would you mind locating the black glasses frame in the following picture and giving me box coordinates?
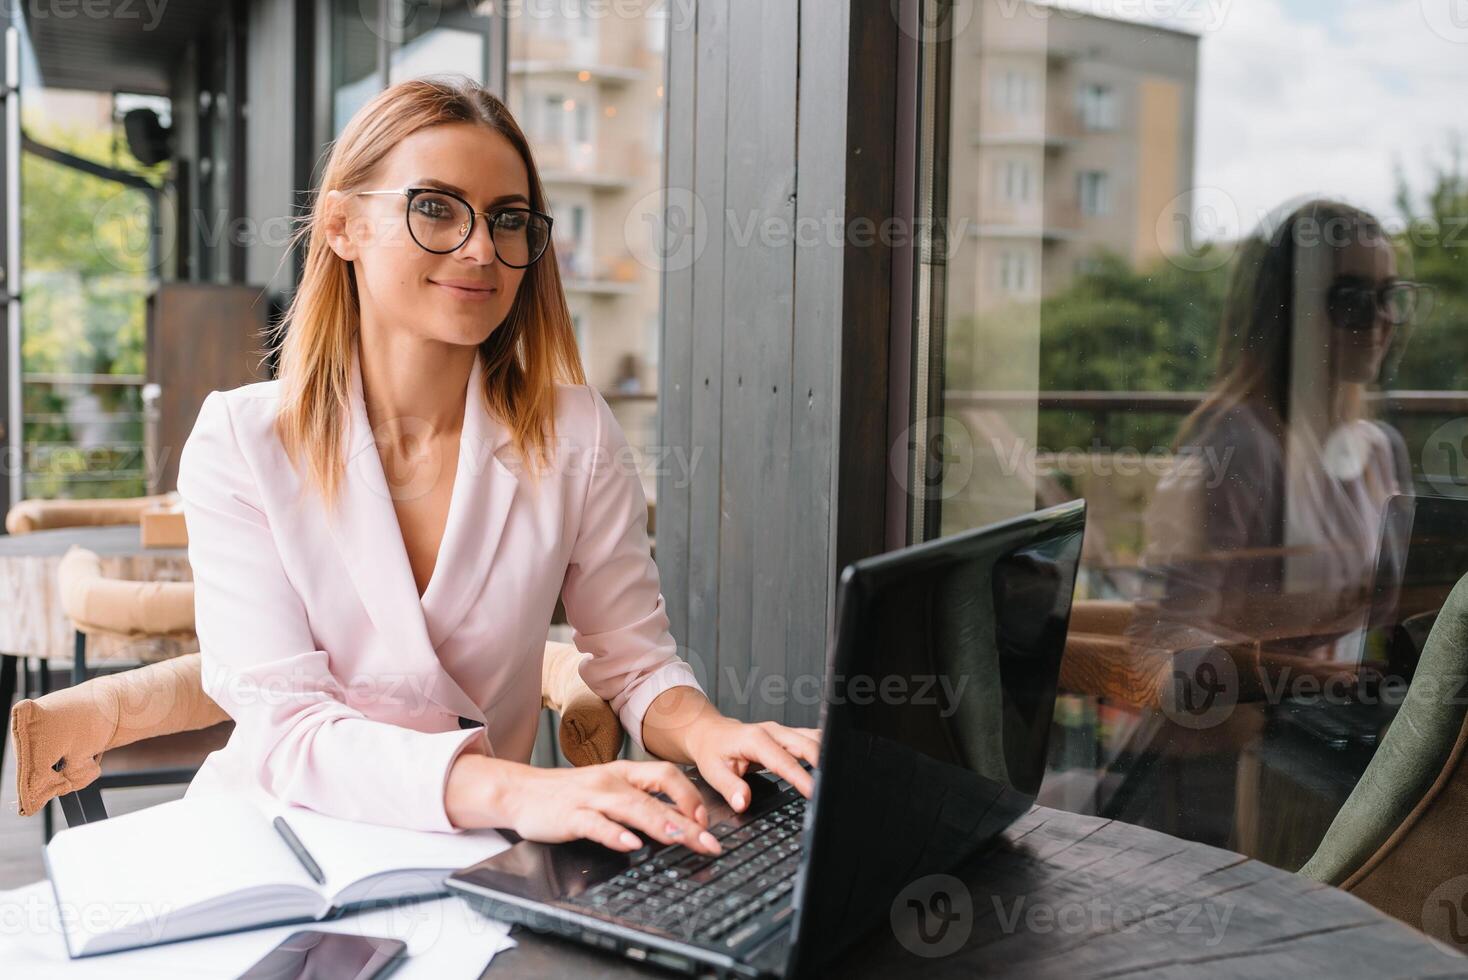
[355,186,554,268]
[1326,278,1433,330]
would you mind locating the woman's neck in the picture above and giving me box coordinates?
[357,328,477,441]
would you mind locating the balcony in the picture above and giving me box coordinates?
[560,252,644,297]
[533,139,647,190]
[511,33,647,86]
[969,200,1081,241]
[972,107,1087,151]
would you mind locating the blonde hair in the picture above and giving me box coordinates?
[266,75,586,512]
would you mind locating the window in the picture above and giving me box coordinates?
[1077,82,1118,131]
[998,159,1034,204]
[992,68,1037,115]
[911,2,1467,877]
[1077,170,1110,216]
[998,248,1033,294]
[329,1,495,138]
[573,99,591,143]
[542,93,566,140]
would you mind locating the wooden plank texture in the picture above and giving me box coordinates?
[482,805,1467,978]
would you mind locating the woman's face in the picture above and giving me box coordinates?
[326,122,533,348]
[1329,237,1398,385]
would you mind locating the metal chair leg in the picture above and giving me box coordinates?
[72,630,88,687]
[0,653,16,780]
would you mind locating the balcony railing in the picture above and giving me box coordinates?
[18,376,664,502]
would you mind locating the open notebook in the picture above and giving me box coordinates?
[43,792,511,958]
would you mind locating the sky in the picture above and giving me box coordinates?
[1044,0,1468,240]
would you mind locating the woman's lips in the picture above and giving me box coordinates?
[431,280,499,301]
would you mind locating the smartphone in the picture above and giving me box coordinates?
[235,930,408,980]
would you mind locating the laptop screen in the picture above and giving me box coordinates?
[790,500,1086,972]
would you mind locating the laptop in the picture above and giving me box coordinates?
[447,500,1087,977]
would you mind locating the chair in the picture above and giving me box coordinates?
[10,642,623,827]
[1,496,177,774]
[1298,569,1468,950]
[0,546,198,841]
[4,492,177,535]
[58,544,197,687]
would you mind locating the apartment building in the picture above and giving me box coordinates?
[950,2,1199,315]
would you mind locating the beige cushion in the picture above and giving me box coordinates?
[11,654,226,816]
[542,640,624,766]
[5,493,177,535]
[58,546,196,638]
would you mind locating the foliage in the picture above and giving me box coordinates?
[20,116,165,498]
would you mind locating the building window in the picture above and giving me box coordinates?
[542,94,565,140]
[998,159,1034,204]
[991,68,1038,115]
[1077,82,1118,131]
[1077,170,1110,216]
[573,98,591,143]
[998,248,1032,294]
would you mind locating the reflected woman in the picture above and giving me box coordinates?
[1128,199,1424,661]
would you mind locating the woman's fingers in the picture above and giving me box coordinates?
[768,725,822,772]
[747,728,816,798]
[617,760,706,826]
[700,756,757,813]
[598,788,721,855]
[573,809,644,852]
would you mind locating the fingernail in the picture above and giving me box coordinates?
[699,831,721,853]
[620,831,640,849]
[733,791,747,811]
[665,823,684,838]
[695,804,708,826]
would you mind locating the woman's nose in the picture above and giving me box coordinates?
[457,215,500,266]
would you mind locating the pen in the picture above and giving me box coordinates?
[273,815,327,885]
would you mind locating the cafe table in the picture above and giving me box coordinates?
[479,805,1467,978]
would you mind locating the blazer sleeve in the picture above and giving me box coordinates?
[177,391,485,833]
[560,387,705,751]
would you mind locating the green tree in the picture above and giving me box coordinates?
[20,114,166,498]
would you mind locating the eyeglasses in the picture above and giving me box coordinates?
[354,186,554,268]
[1326,278,1433,330]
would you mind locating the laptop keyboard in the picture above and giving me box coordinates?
[569,791,806,947]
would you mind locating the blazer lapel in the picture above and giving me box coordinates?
[324,344,495,725]
[419,351,520,652]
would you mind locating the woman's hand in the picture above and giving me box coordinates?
[641,686,823,813]
[444,754,724,855]
[685,717,822,812]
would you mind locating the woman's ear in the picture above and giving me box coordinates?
[320,189,360,262]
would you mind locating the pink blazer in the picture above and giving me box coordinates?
[176,344,702,832]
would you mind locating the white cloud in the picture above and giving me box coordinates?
[1040,0,1468,239]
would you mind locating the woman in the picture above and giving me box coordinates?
[1128,199,1421,659]
[176,76,819,856]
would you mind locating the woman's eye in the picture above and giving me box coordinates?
[497,212,527,231]
[412,199,452,220]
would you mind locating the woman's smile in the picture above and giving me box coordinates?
[430,277,500,301]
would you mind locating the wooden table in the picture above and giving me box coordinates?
[0,525,194,665]
[477,805,1465,978]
